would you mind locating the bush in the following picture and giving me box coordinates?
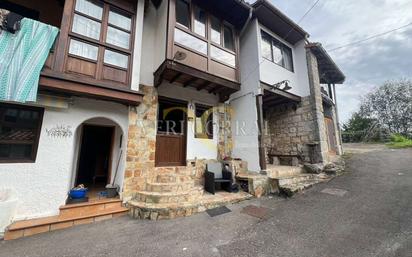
[387,134,412,148]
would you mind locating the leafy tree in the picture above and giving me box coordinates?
[360,79,412,135]
[342,112,376,142]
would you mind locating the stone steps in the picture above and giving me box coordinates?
[146,181,194,192]
[266,165,304,178]
[134,186,204,204]
[276,174,332,197]
[128,191,253,220]
[4,198,127,241]
[155,174,193,183]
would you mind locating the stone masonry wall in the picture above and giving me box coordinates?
[217,103,233,160]
[263,97,317,163]
[123,86,158,200]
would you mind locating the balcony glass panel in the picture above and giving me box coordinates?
[75,0,103,20]
[109,10,131,31]
[193,6,206,37]
[69,39,98,60]
[106,26,130,49]
[211,46,235,67]
[211,16,221,44]
[174,28,207,55]
[104,50,129,68]
[72,14,101,40]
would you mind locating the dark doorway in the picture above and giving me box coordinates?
[76,125,114,188]
[155,97,187,167]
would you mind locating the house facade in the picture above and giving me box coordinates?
[1,0,345,237]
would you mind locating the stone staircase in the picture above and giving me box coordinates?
[4,198,128,241]
[266,165,332,197]
[128,166,252,220]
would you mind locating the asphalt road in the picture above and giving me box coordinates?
[1,145,412,257]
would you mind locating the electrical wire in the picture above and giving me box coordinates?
[328,21,412,52]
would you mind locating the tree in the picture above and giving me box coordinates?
[342,112,376,142]
[360,79,412,135]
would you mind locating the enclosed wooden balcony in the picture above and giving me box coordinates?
[153,0,250,101]
[3,0,142,105]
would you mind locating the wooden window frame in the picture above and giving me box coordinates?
[261,30,294,72]
[194,103,214,139]
[173,0,238,68]
[0,103,44,163]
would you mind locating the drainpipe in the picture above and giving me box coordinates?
[240,5,253,37]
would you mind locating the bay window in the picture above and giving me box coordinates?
[174,0,237,67]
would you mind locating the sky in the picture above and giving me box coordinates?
[249,0,412,123]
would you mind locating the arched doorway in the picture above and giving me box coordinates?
[74,118,124,195]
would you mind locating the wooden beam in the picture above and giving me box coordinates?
[182,78,197,88]
[260,81,301,102]
[197,81,211,91]
[169,72,182,84]
[154,61,167,87]
[166,60,240,91]
[39,76,143,105]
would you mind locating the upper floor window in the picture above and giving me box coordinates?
[0,104,44,163]
[70,0,133,69]
[261,30,294,72]
[174,0,236,67]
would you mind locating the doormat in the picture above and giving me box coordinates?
[321,188,348,197]
[241,205,269,219]
[206,206,232,217]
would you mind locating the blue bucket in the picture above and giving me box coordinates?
[69,188,88,199]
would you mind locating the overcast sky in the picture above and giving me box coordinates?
[249,0,412,123]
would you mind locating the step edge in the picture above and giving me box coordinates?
[7,208,128,231]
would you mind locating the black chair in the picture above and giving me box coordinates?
[204,162,232,194]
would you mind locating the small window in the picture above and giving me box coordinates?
[72,14,101,40]
[176,0,190,28]
[0,104,44,163]
[104,50,129,69]
[195,104,213,139]
[223,25,234,51]
[211,16,221,44]
[261,30,294,72]
[75,0,103,20]
[193,6,206,37]
[69,39,99,60]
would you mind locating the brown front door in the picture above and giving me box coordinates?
[155,98,187,167]
[324,117,337,154]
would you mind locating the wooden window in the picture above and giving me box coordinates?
[193,6,206,37]
[210,16,221,44]
[0,103,44,163]
[68,0,134,71]
[261,30,294,72]
[195,104,213,139]
[223,25,234,51]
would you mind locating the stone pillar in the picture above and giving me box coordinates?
[217,103,233,160]
[306,50,329,163]
[123,86,158,200]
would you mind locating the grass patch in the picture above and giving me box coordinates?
[387,134,412,148]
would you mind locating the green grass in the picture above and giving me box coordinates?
[387,134,412,148]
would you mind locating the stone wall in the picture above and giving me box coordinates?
[263,97,317,164]
[217,104,233,160]
[123,86,158,200]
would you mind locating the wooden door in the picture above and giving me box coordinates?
[155,98,187,167]
[324,117,337,154]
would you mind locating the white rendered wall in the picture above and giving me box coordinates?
[231,19,262,172]
[0,97,128,220]
[258,24,310,97]
[139,0,168,87]
[131,0,146,91]
[158,83,219,160]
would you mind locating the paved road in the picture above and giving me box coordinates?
[1,145,412,257]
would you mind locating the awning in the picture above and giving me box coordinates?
[306,43,346,84]
[261,81,301,110]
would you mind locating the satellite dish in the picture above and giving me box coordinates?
[173,51,187,61]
